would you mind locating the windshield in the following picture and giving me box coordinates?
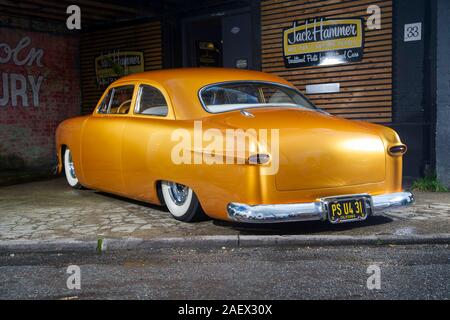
[199,81,317,113]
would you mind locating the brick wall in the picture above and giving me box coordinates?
[436,0,450,186]
[0,27,80,171]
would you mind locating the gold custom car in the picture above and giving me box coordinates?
[56,68,414,224]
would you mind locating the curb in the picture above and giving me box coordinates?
[237,234,450,246]
[0,234,449,253]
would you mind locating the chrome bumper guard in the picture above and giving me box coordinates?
[227,192,414,223]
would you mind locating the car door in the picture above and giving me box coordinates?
[81,83,137,194]
[122,82,175,203]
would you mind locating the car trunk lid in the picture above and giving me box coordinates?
[213,108,386,191]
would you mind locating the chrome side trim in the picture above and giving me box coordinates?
[227,192,414,223]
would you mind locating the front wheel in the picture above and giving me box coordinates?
[160,181,205,222]
[63,148,82,189]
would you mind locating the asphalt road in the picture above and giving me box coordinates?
[1,244,449,300]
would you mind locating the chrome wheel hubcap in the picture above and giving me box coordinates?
[168,182,189,205]
[67,152,76,179]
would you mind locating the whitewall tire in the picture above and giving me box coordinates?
[64,148,82,189]
[161,181,205,222]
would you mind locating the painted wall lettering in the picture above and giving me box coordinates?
[0,36,43,66]
[0,28,80,170]
[0,73,44,107]
[0,36,45,108]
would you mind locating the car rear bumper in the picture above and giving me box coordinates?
[227,192,414,223]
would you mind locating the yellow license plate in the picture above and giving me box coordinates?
[327,198,368,224]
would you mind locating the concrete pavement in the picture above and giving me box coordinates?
[0,178,449,250]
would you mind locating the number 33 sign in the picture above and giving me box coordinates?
[404,22,422,42]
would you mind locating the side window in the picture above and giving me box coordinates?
[109,85,135,114]
[98,89,112,114]
[98,85,135,114]
[135,85,168,116]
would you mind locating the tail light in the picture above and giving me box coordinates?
[389,145,407,156]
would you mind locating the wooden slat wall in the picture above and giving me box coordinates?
[80,20,162,114]
[261,0,393,123]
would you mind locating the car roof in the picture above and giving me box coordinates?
[113,68,293,120]
[117,67,289,86]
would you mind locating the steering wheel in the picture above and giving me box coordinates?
[117,99,131,114]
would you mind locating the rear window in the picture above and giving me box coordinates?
[200,81,316,113]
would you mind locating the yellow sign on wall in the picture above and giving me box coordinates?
[283,18,364,68]
[95,51,144,88]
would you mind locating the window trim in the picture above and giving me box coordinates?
[133,84,169,117]
[197,80,319,114]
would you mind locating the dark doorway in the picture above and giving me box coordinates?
[182,10,255,69]
[183,17,223,67]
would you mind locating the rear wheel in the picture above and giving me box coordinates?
[160,181,205,222]
[64,148,82,189]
